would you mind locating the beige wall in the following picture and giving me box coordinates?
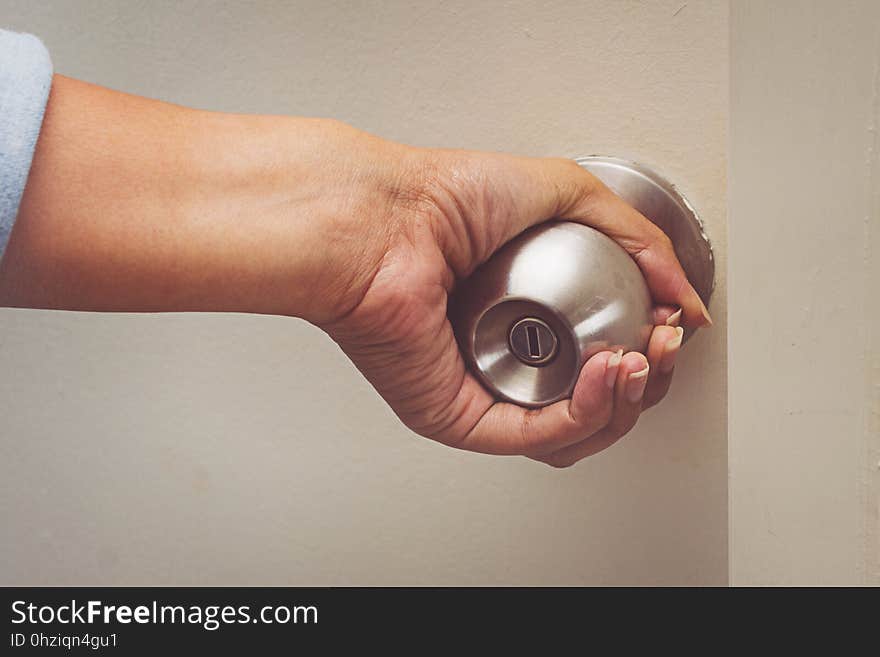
[1,1,728,585]
[729,0,880,585]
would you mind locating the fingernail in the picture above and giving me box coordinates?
[660,326,684,373]
[625,364,650,403]
[605,349,623,388]
[699,298,713,327]
[665,308,682,327]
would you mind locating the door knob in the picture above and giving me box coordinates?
[449,156,714,408]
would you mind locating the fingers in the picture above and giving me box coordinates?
[652,305,681,326]
[443,325,684,465]
[584,187,712,328]
[536,351,650,468]
[451,350,620,457]
[425,323,683,467]
[535,325,685,466]
[642,324,683,409]
[477,154,712,328]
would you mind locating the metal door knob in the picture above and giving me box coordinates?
[450,156,714,408]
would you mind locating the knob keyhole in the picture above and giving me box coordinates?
[509,317,558,366]
[526,325,541,358]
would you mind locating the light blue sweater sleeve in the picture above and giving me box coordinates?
[0,29,53,260]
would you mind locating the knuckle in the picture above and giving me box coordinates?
[655,228,675,252]
[641,218,673,250]
[639,222,674,258]
[640,397,659,412]
[611,413,640,440]
[603,407,642,441]
[556,159,601,203]
[644,381,671,409]
[541,454,576,469]
[547,155,578,173]
[561,156,589,178]
[642,392,664,410]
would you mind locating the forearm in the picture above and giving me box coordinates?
[0,75,385,322]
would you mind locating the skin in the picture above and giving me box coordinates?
[0,75,711,467]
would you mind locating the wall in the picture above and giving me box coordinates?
[0,0,728,585]
[729,0,880,585]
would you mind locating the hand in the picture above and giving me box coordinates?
[311,127,711,466]
[0,78,711,466]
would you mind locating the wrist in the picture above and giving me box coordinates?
[190,113,418,325]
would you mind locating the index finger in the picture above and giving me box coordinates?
[469,154,712,328]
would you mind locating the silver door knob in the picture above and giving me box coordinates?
[450,156,714,408]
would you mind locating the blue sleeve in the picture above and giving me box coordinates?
[0,29,53,260]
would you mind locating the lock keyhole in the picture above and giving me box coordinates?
[526,325,541,357]
[509,317,558,366]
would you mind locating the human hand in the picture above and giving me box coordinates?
[310,124,711,466]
